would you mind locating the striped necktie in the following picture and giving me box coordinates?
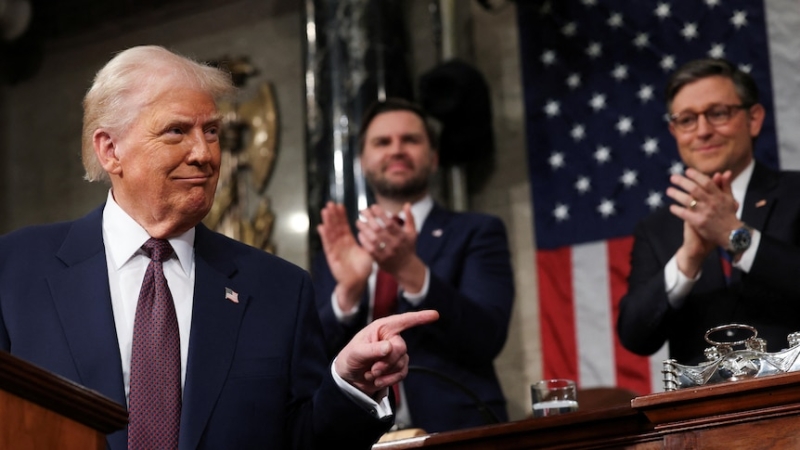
[719,247,732,285]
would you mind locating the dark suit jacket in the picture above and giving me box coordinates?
[0,205,392,450]
[312,204,514,433]
[618,163,800,365]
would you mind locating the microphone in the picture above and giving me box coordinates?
[407,365,501,425]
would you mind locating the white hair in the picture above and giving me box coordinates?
[81,45,236,182]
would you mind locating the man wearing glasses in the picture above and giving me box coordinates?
[618,58,800,366]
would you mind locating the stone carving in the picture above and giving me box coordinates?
[203,56,277,253]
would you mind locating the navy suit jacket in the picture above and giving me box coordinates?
[618,163,800,365]
[0,205,391,449]
[312,204,514,433]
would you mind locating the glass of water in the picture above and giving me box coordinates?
[531,379,578,417]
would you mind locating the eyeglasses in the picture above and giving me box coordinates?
[668,104,750,132]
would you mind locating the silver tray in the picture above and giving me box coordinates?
[662,323,800,391]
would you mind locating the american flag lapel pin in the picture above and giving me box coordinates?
[225,287,239,304]
[755,199,767,208]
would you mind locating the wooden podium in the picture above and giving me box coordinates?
[375,370,800,449]
[0,351,127,449]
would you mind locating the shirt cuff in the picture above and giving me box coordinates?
[665,254,700,308]
[331,291,360,325]
[401,267,430,307]
[330,358,393,418]
[732,228,760,273]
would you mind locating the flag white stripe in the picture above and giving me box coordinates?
[649,344,669,393]
[766,0,800,169]
[573,242,615,387]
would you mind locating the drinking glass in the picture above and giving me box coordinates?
[531,379,578,417]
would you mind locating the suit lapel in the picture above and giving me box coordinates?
[731,163,779,286]
[416,204,450,264]
[179,226,247,450]
[49,207,128,450]
[741,162,779,230]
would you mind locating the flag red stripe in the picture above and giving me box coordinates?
[537,248,578,382]
[607,236,652,395]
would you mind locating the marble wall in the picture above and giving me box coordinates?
[0,0,541,422]
[467,2,540,421]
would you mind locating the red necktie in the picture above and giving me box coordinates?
[128,238,181,450]
[372,269,400,406]
[373,215,404,321]
[373,214,404,406]
[373,269,401,406]
[373,269,399,320]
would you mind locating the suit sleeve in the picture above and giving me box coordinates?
[310,252,368,358]
[288,271,392,449]
[617,220,675,356]
[411,215,514,364]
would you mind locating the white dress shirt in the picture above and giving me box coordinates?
[102,191,196,405]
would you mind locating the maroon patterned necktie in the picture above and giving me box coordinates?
[128,238,181,450]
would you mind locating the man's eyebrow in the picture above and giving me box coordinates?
[205,114,223,125]
[675,102,729,113]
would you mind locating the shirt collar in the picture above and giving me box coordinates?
[401,195,434,232]
[732,159,755,218]
[102,190,195,275]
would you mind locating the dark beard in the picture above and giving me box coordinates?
[365,168,431,202]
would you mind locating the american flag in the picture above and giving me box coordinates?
[517,0,800,394]
[225,287,239,304]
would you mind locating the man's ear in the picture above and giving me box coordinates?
[93,129,122,175]
[747,103,766,138]
[668,122,678,140]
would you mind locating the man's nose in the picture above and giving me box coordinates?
[387,139,404,155]
[695,114,714,136]
[188,130,214,163]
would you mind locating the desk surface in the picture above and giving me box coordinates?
[375,371,800,450]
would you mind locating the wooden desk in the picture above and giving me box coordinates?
[0,351,127,450]
[376,371,800,449]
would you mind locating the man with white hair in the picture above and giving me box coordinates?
[0,45,437,449]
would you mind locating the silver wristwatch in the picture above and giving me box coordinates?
[727,225,753,257]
